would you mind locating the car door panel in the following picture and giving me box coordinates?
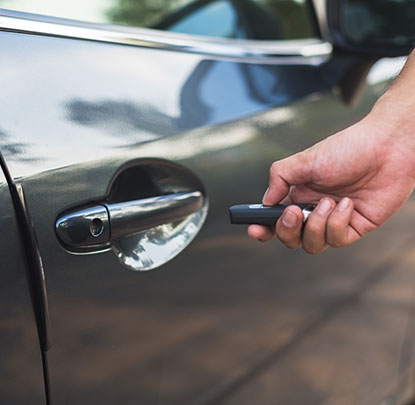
[0,160,46,404]
[0,27,414,404]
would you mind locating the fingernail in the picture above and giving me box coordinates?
[318,198,332,215]
[282,210,298,227]
[262,187,269,203]
[337,197,350,211]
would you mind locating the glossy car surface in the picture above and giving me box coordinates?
[0,2,414,404]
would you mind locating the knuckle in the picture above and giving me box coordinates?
[303,245,319,255]
[327,221,347,248]
[275,226,287,243]
[358,223,373,237]
[276,233,292,247]
[287,186,301,202]
[270,161,280,176]
[304,242,328,255]
[327,237,344,248]
[276,229,300,250]
[305,220,321,235]
[328,216,343,230]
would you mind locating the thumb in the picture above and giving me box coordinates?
[263,150,314,205]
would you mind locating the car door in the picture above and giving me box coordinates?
[0,1,414,404]
[0,156,47,404]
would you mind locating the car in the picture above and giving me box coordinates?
[0,0,414,403]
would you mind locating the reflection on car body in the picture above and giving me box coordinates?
[0,0,414,404]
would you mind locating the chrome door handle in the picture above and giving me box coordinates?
[108,191,203,239]
[56,191,203,250]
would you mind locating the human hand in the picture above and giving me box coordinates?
[248,104,415,254]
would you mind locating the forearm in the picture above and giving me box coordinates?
[369,51,415,176]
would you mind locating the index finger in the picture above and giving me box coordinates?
[263,151,313,206]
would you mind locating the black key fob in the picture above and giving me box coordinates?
[229,203,315,225]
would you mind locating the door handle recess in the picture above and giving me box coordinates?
[56,191,203,250]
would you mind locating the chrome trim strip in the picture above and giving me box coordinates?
[311,0,331,42]
[0,10,332,63]
[107,191,204,240]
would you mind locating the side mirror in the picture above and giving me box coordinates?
[313,0,415,57]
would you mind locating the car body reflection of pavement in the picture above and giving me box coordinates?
[44,198,415,404]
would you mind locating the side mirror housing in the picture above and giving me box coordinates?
[313,0,415,57]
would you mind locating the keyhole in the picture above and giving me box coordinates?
[90,218,104,237]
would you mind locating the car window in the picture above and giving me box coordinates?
[159,1,243,39]
[0,0,315,40]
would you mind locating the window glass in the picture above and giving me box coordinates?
[167,1,241,39]
[0,0,315,40]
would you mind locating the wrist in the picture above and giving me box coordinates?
[369,87,415,152]
[369,52,415,148]
[366,91,415,179]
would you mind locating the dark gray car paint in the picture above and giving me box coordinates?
[0,29,414,404]
[0,161,46,404]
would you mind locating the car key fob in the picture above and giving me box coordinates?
[229,203,315,225]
